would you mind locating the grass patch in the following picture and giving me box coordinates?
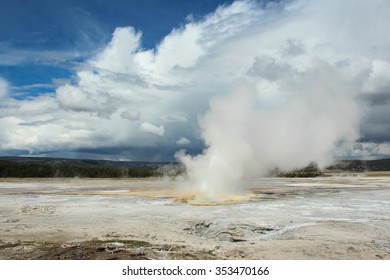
[0,242,20,250]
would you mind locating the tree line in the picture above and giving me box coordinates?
[0,159,159,178]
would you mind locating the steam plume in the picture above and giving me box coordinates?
[175,0,381,198]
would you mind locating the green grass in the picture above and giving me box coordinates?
[0,243,20,250]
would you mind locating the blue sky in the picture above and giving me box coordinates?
[0,0,389,165]
[0,0,233,93]
[1,0,233,50]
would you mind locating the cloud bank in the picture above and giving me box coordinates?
[0,0,389,172]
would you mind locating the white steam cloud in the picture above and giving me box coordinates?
[177,69,361,198]
[174,0,390,199]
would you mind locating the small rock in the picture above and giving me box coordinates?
[5,219,20,223]
[96,246,106,252]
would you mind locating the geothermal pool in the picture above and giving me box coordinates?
[0,174,389,259]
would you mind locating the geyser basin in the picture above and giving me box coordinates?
[1,176,389,260]
[185,193,254,206]
[187,199,229,206]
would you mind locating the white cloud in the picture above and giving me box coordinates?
[162,112,188,123]
[139,122,165,136]
[0,48,85,66]
[121,109,140,121]
[335,142,390,160]
[12,83,54,90]
[362,60,390,94]
[92,27,142,74]
[176,137,191,145]
[56,84,98,111]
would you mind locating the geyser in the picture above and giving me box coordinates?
[173,0,390,201]
[177,73,360,200]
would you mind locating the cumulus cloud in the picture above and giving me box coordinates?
[139,122,165,136]
[92,27,142,74]
[56,84,98,111]
[176,137,191,145]
[0,0,388,169]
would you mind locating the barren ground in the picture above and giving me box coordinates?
[0,173,389,260]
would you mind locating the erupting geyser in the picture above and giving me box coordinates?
[177,84,258,201]
[171,0,390,202]
[177,61,362,202]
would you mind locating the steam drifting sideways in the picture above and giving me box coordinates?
[176,0,390,199]
[1,1,390,198]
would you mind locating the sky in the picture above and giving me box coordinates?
[0,0,389,164]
